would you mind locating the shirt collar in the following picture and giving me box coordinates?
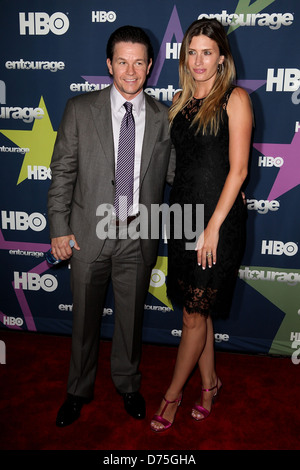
[111,84,144,116]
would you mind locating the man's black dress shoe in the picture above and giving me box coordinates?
[56,394,90,427]
[121,392,146,420]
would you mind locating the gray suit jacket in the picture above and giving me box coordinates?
[48,85,175,265]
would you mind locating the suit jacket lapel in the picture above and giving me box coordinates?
[90,86,115,173]
[140,93,161,184]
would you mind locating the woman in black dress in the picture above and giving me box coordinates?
[151,19,253,432]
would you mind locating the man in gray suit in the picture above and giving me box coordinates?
[48,26,175,426]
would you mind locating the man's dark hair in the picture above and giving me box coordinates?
[106,25,154,64]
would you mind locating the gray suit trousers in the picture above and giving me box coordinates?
[67,220,152,398]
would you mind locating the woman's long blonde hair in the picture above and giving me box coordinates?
[169,18,236,135]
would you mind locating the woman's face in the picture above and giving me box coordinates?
[187,34,224,89]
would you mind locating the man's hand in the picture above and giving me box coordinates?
[50,235,80,261]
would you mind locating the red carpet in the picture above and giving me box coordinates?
[0,329,299,452]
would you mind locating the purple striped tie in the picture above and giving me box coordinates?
[114,101,135,221]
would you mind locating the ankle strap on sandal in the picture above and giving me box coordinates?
[160,395,181,416]
[163,396,181,405]
[202,384,217,392]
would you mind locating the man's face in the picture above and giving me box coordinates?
[107,41,152,100]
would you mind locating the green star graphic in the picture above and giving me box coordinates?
[228,0,276,34]
[239,266,300,355]
[0,96,57,184]
[148,255,173,309]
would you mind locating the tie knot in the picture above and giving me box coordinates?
[124,101,133,114]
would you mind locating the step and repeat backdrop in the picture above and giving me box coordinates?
[0,0,299,361]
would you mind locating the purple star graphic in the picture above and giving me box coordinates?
[147,5,183,87]
[236,80,266,94]
[81,76,112,87]
[0,229,51,331]
[253,131,300,200]
[81,4,266,96]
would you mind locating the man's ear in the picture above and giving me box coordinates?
[107,58,113,75]
[147,58,153,75]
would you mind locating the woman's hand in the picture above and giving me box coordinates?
[195,225,219,269]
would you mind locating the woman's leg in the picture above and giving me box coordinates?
[192,315,220,420]
[151,308,209,430]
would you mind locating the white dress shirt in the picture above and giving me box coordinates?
[110,84,145,216]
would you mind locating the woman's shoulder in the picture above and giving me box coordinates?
[225,85,253,126]
[224,85,251,111]
[172,90,182,104]
[226,85,250,101]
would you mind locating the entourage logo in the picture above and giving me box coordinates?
[144,304,171,313]
[19,12,69,36]
[70,81,110,93]
[239,267,300,286]
[198,10,294,31]
[5,59,65,72]
[0,145,29,154]
[0,106,44,123]
[200,0,295,34]
[247,199,280,214]
[145,84,181,102]
[9,249,44,258]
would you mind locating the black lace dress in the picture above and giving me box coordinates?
[167,86,246,318]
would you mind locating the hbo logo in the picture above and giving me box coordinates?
[92,11,117,22]
[3,316,23,327]
[258,156,284,167]
[19,12,69,35]
[14,272,58,292]
[150,269,165,288]
[261,240,298,256]
[1,211,46,231]
[27,166,52,180]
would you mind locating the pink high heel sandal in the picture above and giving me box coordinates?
[150,395,182,432]
[191,378,222,421]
